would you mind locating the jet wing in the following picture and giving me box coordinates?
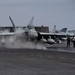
[39,32,75,37]
[0,32,15,36]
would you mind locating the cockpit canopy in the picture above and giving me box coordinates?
[27,24,34,29]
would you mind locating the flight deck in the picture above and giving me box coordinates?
[0,48,75,75]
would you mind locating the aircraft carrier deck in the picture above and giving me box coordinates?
[0,39,74,75]
[0,47,75,75]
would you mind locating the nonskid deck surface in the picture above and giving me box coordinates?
[0,46,75,53]
[47,47,75,53]
[0,48,75,75]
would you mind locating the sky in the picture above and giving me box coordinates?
[0,0,75,30]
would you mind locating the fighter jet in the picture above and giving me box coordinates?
[9,16,38,40]
[9,16,56,44]
[0,16,38,45]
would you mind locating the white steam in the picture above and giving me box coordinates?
[0,32,46,50]
[6,41,46,49]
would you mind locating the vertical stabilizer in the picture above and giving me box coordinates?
[27,16,34,29]
[9,16,16,31]
[61,28,67,32]
[53,25,56,33]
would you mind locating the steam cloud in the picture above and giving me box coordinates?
[0,33,46,50]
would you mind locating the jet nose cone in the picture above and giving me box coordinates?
[33,32,38,38]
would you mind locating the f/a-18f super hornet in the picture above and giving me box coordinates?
[0,16,38,44]
[9,16,55,44]
[9,16,38,40]
[50,25,75,41]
